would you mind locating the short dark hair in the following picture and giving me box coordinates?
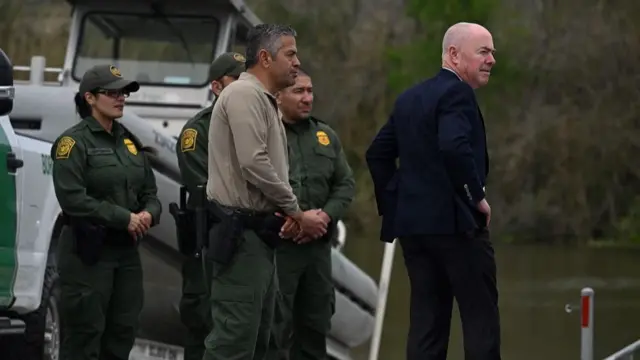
[245,24,297,69]
[297,67,311,78]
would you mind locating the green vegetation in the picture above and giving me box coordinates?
[3,0,640,245]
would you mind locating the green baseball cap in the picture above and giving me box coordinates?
[78,64,140,95]
[208,52,246,81]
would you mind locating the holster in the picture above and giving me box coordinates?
[205,203,286,265]
[207,212,243,265]
[63,215,107,266]
[250,213,286,249]
[169,186,200,256]
[173,209,197,256]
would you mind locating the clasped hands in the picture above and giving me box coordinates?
[276,209,331,244]
[128,211,153,241]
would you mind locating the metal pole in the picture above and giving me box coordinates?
[368,240,397,360]
[603,339,640,360]
[581,287,595,360]
[29,56,46,85]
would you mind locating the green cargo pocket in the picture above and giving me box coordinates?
[60,287,104,335]
[209,285,255,346]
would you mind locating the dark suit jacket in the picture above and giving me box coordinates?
[365,69,489,242]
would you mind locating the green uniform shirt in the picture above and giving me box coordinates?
[285,116,355,221]
[176,104,213,208]
[51,116,162,228]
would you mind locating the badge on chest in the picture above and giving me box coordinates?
[124,138,138,155]
[316,131,330,146]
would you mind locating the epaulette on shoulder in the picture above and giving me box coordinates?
[68,120,87,134]
[196,105,214,118]
[310,115,326,125]
[185,105,213,126]
[311,116,337,135]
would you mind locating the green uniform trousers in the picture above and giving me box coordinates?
[56,225,143,360]
[268,240,334,360]
[203,228,277,360]
[179,256,213,360]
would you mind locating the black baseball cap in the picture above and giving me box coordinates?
[79,65,140,94]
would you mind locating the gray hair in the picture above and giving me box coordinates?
[245,24,297,69]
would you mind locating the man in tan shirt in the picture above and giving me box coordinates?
[204,24,328,360]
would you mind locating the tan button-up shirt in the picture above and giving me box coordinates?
[206,72,300,215]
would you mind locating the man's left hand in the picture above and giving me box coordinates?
[138,211,153,228]
[317,209,331,224]
[294,209,330,244]
[278,214,300,239]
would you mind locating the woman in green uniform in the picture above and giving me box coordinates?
[50,64,162,360]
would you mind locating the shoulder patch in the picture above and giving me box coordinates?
[181,128,198,152]
[124,138,138,155]
[55,136,76,159]
[316,131,330,146]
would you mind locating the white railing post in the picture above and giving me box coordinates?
[581,287,594,360]
[29,56,46,85]
[368,240,397,360]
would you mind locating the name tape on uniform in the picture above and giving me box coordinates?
[124,138,138,155]
[56,136,76,159]
[316,131,330,146]
[181,128,198,152]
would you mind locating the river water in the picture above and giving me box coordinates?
[345,242,640,360]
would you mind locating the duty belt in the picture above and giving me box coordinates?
[212,203,271,231]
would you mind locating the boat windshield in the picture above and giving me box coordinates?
[73,12,219,87]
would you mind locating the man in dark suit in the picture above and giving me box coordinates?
[366,22,500,360]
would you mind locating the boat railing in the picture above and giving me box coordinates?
[566,287,640,360]
[13,55,65,85]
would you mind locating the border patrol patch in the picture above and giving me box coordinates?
[233,53,246,62]
[124,138,138,155]
[181,128,198,152]
[316,131,330,146]
[110,65,122,77]
[56,136,76,159]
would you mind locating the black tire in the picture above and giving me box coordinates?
[7,266,61,360]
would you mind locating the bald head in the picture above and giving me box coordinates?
[441,22,496,89]
[442,22,490,56]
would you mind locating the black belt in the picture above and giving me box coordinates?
[217,205,270,231]
[62,214,133,245]
[207,203,285,248]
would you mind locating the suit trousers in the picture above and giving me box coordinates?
[399,229,501,360]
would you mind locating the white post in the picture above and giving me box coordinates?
[29,56,46,85]
[335,220,347,252]
[368,240,397,360]
[581,287,595,360]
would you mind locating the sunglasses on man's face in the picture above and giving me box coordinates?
[96,89,130,98]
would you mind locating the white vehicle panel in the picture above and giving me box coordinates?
[9,134,60,313]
